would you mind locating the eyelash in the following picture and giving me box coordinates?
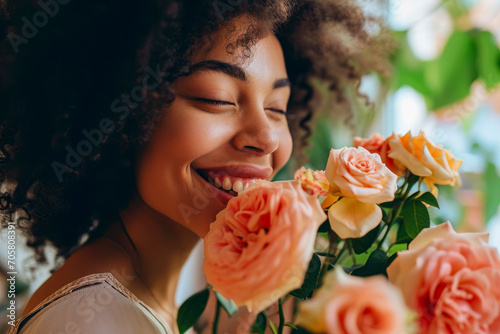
[195,98,233,106]
[196,98,288,117]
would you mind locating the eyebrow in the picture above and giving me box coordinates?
[188,60,290,89]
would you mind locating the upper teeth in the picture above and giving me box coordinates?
[213,176,255,193]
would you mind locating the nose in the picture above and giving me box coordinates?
[233,108,280,156]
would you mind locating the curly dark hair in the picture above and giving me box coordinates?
[0,0,394,273]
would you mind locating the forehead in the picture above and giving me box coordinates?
[190,19,288,81]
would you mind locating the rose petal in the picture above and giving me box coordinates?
[325,147,398,204]
[387,222,500,333]
[388,134,432,177]
[203,180,327,313]
[297,267,408,334]
[420,140,454,180]
[409,221,490,251]
[328,198,382,238]
[321,193,340,210]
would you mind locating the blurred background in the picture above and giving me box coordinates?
[1,0,500,332]
[276,0,500,248]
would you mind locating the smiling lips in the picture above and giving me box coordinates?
[196,166,272,196]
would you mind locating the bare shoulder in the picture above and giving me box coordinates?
[21,237,135,317]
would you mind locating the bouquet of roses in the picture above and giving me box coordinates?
[177,131,500,334]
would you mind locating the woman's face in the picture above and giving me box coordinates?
[134,26,292,237]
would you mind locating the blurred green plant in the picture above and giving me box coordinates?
[392,29,500,111]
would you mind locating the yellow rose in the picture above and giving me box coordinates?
[388,131,462,196]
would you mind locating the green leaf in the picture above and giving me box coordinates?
[402,200,430,239]
[475,30,500,90]
[284,323,298,330]
[406,173,420,193]
[417,192,440,208]
[388,243,408,257]
[424,30,478,110]
[214,291,238,317]
[351,224,381,254]
[407,191,421,202]
[381,206,390,223]
[387,252,398,268]
[269,321,278,334]
[391,31,432,96]
[351,249,389,277]
[392,30,483,110]
[177,288,210,334]
[317,220,331,233]
[314,252,337,258]
[305,116,335,169]
[484,161,500,223]
[291,326,313,334]
[251,312,267,334]
[289,254,321,300]
[378,198,403,209]
[342,264,364,274]
[395,221,413,244]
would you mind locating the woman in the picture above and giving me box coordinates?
[0,0,392,332]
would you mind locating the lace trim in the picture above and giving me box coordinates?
[7,272,171,334]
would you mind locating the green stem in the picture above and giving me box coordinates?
[378,188,411,249]
[347,239,356,265]
[332,244,347,265]
[395,172,410,197]
[403,180,413,199]
[212,299,221,334]
[318,230,342,279]
[377,223,392,250]
[278,298,285,334]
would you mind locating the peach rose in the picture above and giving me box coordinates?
[294,167,329,197]
[324,147,398,238]
[354,133,406,176]
[387,131,462,196]
[387,222,500,334]
[203,180,327,313]
[296,266,409,334]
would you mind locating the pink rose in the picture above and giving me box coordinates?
[296,267,408,334]
[354,133,406,176]
[294,167,329,197]
[387,222,500,333]
[324,147,398,238]
[203,180,327,313]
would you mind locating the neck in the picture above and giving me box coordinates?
[104,191,200,317]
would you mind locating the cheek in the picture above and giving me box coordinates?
[148,107,229,163]
[274,126,293,171]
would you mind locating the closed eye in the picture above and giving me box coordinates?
[267,108,289,119]
[268,108,286,115]
[194,98,234,106]
[194,98,288,118]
